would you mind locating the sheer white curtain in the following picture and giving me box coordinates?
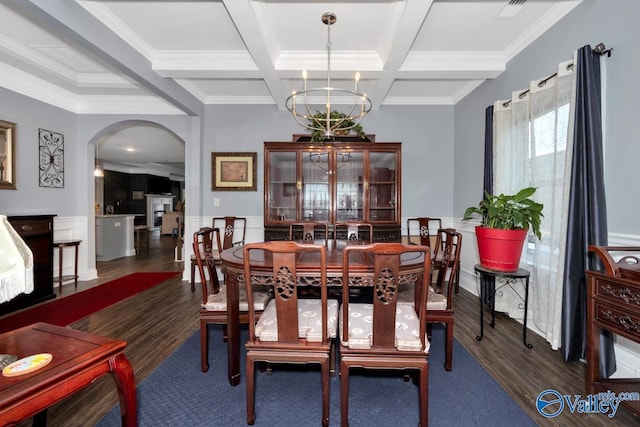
[492,59,576,349]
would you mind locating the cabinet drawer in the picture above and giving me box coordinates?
[594,276,640,313]
[10,219,51,236]
[594,301,640,338]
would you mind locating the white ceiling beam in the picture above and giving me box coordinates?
[368,0,435,109]
[9,0,203,116]
[222,0,289,110]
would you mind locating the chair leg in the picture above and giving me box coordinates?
[246,353,256,425]
[321,358,330,427]
[340,360,350,427]
[445,319,453,371]
[426,323,433,342]
[329,339,336,377]
[200,321,209,372]
[454,265,461,294]
[419,363,429,427]
[190,259,196,292]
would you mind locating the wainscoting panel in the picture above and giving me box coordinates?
[52,216,95,282]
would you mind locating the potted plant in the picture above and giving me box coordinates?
[463,187,543,272]
[308,110,366,142]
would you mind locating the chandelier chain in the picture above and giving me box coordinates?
[285,12,372,141]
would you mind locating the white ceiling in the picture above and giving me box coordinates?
[0,0,582,174]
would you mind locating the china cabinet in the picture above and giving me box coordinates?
[264,135,401,241]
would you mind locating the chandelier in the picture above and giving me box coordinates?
[308,151,352,171]
[286,12,372,141]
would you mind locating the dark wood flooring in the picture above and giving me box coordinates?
[6,232,639,426]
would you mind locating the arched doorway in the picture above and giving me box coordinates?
[91,120,185,265]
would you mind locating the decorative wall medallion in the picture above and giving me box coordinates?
[38,128,64,188]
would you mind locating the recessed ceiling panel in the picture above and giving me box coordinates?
[413,1,571,51]
[94,1,246,51]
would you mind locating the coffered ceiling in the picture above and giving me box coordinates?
[0,0,582,172]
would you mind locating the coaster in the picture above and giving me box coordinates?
[2,353,53,377]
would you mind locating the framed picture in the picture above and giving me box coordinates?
[38,128,64,188]
[132,190,145,200]
[211,152,257,191]
[0,120,16,190]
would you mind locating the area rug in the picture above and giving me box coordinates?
[0,272,180,334]
[98,325,536,427]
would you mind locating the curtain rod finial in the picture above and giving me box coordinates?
[593,43,612,57]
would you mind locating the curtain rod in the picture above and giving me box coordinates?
[502,43,612,107]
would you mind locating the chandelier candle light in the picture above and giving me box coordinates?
[286,12,372,140]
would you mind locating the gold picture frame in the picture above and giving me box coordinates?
[211,152,257,191]
[0,120,16,190]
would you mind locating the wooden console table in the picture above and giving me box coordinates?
[1,215,56,316]
[0,323,136,426]
[586,269,640,417]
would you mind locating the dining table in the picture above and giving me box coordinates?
[220,240,429,386]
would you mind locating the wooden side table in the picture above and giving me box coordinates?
[474,264,532,348]
[53,240,81,292]
[133,225,149,253]
[0,323,136,426]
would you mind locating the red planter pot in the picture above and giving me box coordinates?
[475,226,527,272]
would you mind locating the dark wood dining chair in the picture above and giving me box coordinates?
[340,243,432,427]
[189,216,247,291]
[243,241,337,427]
[333,222,373,244]
[192,227,271,373]
[426,228,462,371]
[289,222,328,242]
[432,227,462,294]
[406,217,442,247]
[213,216,247,249]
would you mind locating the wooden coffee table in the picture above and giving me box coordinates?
[0,322,136,426]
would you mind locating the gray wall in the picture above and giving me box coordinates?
[0,86,79,216]
[0,93,455,224]
[201,104,455,219]
[453,0,640,235]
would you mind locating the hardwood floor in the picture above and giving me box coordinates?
[8,233,640,426]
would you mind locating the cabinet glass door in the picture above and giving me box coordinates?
[368,151,397,222]
[335,150,364,222]
[266,150,297,222]
[301,150,331,222]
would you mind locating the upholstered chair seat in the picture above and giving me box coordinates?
[339,302,430,352]
[203,285,271,312]
[255,299,338,342]
[426,287,448,310]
